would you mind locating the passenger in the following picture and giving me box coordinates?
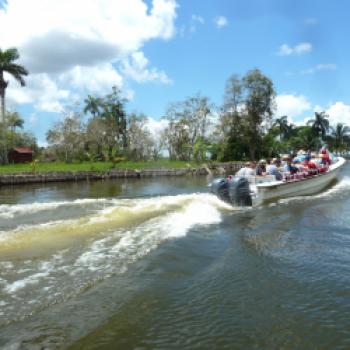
[256,159,267,176]
[236,161,256,176]
[321,148,331,165]
[283,159,298,175]
[305,150,312,161]
[281,154,290,167]
[266,159,283,181]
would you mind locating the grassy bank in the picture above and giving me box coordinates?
[0,160,200,174]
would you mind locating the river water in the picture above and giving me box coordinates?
[0,164,349,349]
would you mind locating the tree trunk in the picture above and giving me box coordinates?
[0,81,8,164]
[249,145,256,161]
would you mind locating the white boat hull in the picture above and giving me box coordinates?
[252,157,346,205]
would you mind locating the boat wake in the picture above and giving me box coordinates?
[0,193,234,326]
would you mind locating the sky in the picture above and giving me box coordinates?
[1,0,350,145]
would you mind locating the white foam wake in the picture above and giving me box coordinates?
[0,193,230,325]
[0,198,111,219]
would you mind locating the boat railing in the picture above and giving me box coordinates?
[233,174,277,184]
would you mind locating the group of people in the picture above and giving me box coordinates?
[235,148,332,182]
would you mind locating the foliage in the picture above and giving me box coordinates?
[217,69,276,160]
[162,93,212,161]
[327,123,350,155]
[46,109,85,162]
[127,113,155,161]
[0,47,29,164]
[307,111,330,141]
[0,51,348,166]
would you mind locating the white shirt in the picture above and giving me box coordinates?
[236,167,255,176]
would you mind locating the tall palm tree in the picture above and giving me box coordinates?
[6,111,24,132]
[273,115,293,140]
[0,47,28,163]
[330,123,350,155]
[83,95,103,118]
[307,111,330,140]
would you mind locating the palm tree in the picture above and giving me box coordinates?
[307,111,330,140]
[0,47,28,163]
[83,95,103,118]
[273,115,293,140]
[329,123,350,155]
[6,111,24,132]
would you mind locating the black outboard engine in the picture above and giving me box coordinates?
[210,177,252,206]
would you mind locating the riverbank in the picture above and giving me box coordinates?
[0,162,243,186]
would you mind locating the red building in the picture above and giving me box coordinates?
[8,147,34,163]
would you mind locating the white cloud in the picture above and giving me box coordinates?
[178,14,205,37]
[59,64,123,94]
[300,63,337,75]
[121,51,172,84]
[192,15,204,24]
[277,42,312,56]
[6,73,70,112]
[276,94,312,120]
[325,102,350,126]
[146,117,168,137]
[214,16,228,28]
[0,0,177,112]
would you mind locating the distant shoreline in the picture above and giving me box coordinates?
[0,162,243,186]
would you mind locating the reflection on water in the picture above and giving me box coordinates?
[0,169,350,349]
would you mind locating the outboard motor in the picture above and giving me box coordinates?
[210,177,252,206]
[210,178,231,203]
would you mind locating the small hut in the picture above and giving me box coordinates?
[8,147,34,163]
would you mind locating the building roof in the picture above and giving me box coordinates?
[12,147,34,154]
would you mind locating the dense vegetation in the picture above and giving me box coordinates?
[1,48,349,167]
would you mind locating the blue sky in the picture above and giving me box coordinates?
[1,0,350,145]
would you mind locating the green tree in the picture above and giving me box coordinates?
[85,116,108,159]
[83,95,103,118]
[46,111,85,162]
[163,94,212,160]
[242,68,276,160]
[217,74,247,160]
[101,86,128,155]
[273,116,293,141]
[0,47,28,163]
[128,113,155,161]
[307,111,330,140]
[328,123,350,155]
[289,126,318,152]
[6,111,24,132]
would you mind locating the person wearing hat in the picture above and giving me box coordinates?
[256,159,267,176]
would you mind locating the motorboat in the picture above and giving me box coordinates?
[210,156,346,206]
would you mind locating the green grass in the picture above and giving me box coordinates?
[0,160,200,174]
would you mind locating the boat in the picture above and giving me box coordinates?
[210,156,346,206]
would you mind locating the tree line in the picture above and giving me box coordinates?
[1,47,349,165]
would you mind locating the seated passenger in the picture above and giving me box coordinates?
[256,159,267,176]
[307,160,317,169]
[321,148,331,165]
[236,161,256,176]
[281,154,291,167]
[266,159,283,181]
[283,159,298,175]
